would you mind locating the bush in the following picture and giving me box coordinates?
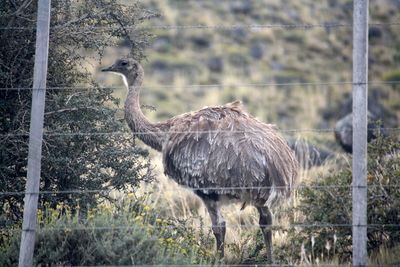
[276,135,400,264]
[383,69,400,82]
[0,195,215,266]
[0,0,156,226]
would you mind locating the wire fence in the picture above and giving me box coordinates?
[1,80,400,91]
[1,183,400,197]
[0,128,399,138]
[14,223,400,232]
[1,21,400,31]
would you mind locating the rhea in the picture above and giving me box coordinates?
[102,58,299,262]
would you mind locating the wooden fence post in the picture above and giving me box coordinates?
[18,0,51,266]
[352,0,369,266]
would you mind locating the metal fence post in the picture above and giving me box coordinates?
[18,0,51,266]
[352,0,369,266]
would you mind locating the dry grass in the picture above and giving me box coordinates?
[131,149,345,264]
[89,0,400,264]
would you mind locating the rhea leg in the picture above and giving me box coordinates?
[257,206,274,263]
[202,198,226,257]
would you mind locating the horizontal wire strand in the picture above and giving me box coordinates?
[1,22,400,31]
[0,127,398,138]
[1,81,399,91]
[11,223,400,232]
[1,184,399,196]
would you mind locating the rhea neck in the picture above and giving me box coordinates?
[123,74,163,152]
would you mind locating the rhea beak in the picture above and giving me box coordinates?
[101,66,114,72]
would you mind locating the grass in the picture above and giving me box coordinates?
[88,0,400,264]
[134,153,341,264]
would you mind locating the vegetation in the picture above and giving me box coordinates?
[136,0,400,133]
[0,0,155,230]
[274,136,400,264]
[0,195,215,266]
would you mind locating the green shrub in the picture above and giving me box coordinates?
[383,69,400,82]
[276,135,400,264]
[0,195,215,266]
[0,0,156,226]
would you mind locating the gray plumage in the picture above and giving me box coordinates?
[102,58,299,263]
[334,113,386,153]
[287,138,333,169]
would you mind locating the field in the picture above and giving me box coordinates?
[93,0,400,264]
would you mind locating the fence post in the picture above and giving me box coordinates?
[18,0,51,266]
[352,0,369,266]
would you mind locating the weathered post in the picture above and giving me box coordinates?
[352,0,369,266]
[18,0,51,266]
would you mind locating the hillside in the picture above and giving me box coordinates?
[98,0,400,146]
[96,0,400,263]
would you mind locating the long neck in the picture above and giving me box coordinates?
[124,85,163,151]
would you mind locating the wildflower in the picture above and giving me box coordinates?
[56,203,63,210]
[37,210,45,225]
[155,218,163,224]
[143,205,151,212]
[367,174,374,182]
[146,228,153,235]
[127,192,134,198]
[87,209,95,221]
[134,215,143,222]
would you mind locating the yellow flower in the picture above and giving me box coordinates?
[155,218,163,224]
[143,205,151,212]
[134,215,143,222]
[127,192,134,198]
[367,174,374,182]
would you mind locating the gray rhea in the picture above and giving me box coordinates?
[334,113,386,153]
[102,58,299,263]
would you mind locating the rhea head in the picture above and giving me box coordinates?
[102,58,144,88]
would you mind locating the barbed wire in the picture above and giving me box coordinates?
[1,22,400,31]
[1,80,400,91]
[1,127,399,138]
[1,183,399,197]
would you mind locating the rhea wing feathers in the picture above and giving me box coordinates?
[162,102,298,207]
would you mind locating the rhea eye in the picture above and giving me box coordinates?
[121,61,128,66]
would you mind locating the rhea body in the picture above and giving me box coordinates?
[102,58,299,262]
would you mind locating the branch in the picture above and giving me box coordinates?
[44,107,101,116]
